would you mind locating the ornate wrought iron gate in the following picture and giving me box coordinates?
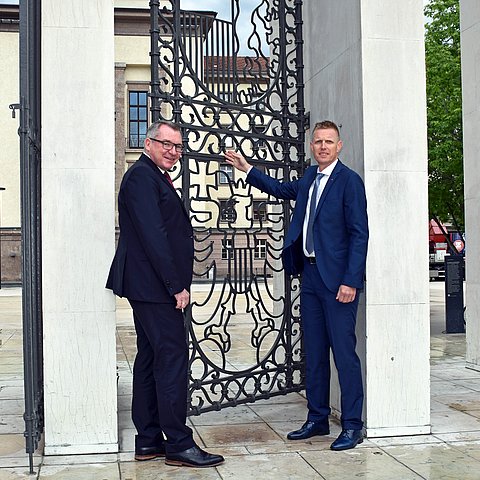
[150,0,307,414]
[11,1,44,473]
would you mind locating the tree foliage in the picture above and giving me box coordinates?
[424,0,464,230]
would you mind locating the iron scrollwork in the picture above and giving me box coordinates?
[150,0,307,414]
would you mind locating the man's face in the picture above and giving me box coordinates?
[144,125,183,171]
[310,127,342,170]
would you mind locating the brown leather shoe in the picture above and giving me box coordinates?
[165,445,224,468]
[134,444,166,461]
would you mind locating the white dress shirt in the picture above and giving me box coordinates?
[302,159,338,257]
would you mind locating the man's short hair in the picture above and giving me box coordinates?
[146,120,181,139]
[311,120,340,139]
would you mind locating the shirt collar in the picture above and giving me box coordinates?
[317,158,338,176]
[143,151,167,175]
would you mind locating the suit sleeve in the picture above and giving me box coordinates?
[342,173,369,288]
[122,167,185,296]
[247,167,299,200]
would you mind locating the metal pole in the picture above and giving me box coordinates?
[19,0,43,474]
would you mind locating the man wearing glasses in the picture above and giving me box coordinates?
[107,120,224,468]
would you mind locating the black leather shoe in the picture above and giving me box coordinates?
[135,444,166,461]
[287,421,330,440]
[165,445,224,468]
[330,429,364,451]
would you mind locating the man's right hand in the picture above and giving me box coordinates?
[174,289,190,310]
[224,150,251,173]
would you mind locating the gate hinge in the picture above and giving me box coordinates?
[9,103,21,118]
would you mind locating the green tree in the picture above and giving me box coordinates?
[424,0,464,230]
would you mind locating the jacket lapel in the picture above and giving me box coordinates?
[317,160,343,212]
[139,154,190,218]
[296,167,318,219]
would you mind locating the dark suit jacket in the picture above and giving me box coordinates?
[106,154,193,303]
[247,161,368,293]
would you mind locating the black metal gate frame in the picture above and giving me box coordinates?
[12,0,44,474]
[150,0,308,415]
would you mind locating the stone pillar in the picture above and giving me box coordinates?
[460,0,480,371]
[303,0,430,436]
[42,1,117,454]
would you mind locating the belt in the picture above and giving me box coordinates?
[306,256,316,264]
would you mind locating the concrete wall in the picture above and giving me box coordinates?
[460,0,480,371]
[41,0,118,454]
[304,0,430,436]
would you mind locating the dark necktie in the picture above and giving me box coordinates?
[164,171,174,187]
[306,173,324,255]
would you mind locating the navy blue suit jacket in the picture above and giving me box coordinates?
[248,161,368,293]
[106,154,193,302]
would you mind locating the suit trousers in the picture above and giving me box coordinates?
[129,300,195,454]
[300,259,364,430]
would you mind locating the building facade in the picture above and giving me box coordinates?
[0,2,273,285]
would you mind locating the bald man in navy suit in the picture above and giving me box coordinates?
[225,120,368,451]
[107,120,223,467]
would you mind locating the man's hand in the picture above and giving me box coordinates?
[224,150,251,173]
[336,285,356,303]
[174,289,190,310]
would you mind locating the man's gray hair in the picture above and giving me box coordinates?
[146,120,181,139]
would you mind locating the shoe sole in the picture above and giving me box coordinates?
[134,453,165,461]
[330,437,364,451]
[287,431,330,440]
[165,458,225,468]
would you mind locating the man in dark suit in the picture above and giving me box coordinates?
[224,120,368,451]
[107,120,224,467]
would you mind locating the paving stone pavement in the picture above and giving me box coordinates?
[1,282,480,479]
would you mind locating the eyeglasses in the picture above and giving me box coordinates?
[149,138,184,153]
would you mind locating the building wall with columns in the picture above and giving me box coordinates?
[0,3,272,284]
[0,5,153,285]
[3,0,479,453]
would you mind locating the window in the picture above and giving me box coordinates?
[253,125,267,149]
[220,199,236,223]
[222,239,234,260]
[254,239,267,259]
[253,200,267,222]
[129,91,148,148]
[218,164,234,185]
[218,89,233,102]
